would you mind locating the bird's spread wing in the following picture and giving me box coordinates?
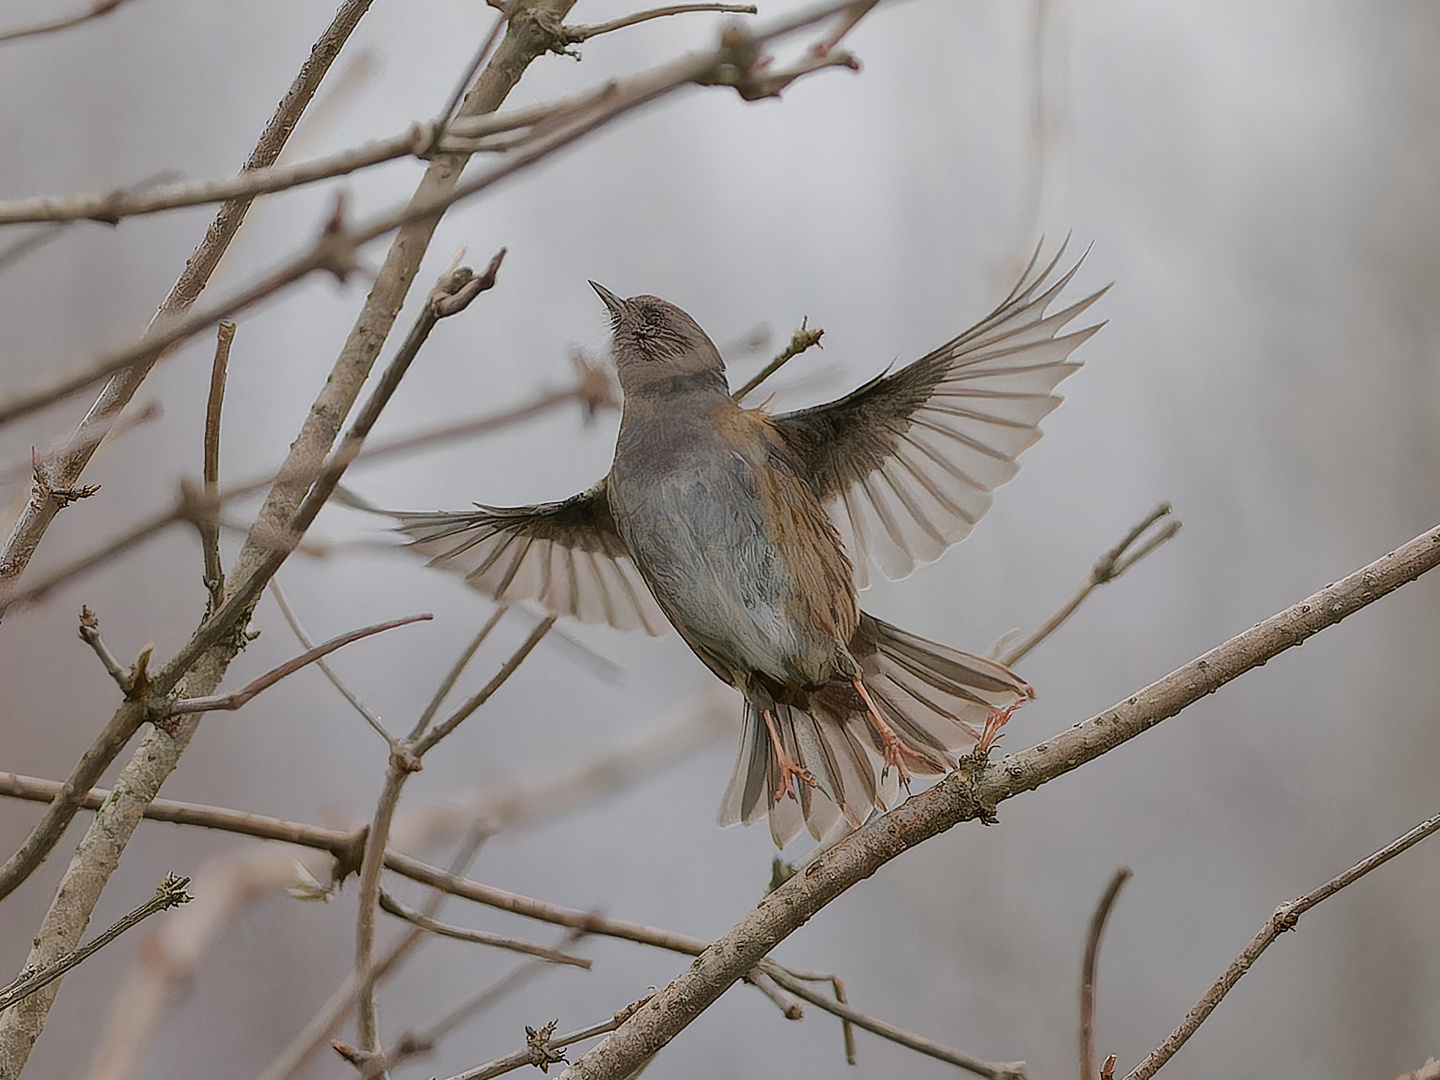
[394,482,671,635]
[770,245,1106,586]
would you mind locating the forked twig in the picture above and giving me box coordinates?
[999,503,1179,667]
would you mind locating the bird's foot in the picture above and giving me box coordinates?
[762,709,818,801]
[851,678,927,788]
[974,700,1023,758]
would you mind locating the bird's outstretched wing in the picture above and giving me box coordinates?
[394,482,671,635]
[770,245,1107,586]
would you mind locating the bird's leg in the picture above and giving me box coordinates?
[762,709,817,801]
[851,678,928,786]
[974,700,1023,757]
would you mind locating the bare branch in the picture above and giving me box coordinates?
[0,874,189,1012]
[0,0,873,433]
[0,125,431,227]
[0,401,161,488]
[200,323,235,610]
[259,828,491,1080]
[555,523,1440,1080]
[0,0,137,45]
[731,317,824,402]
[164,612,430,715]
[1000,504,1179,667]
[761,965,1023,1080]
[378,891,592,968]
[415,615,555,754]
[269,580,397,745]
[369,930,589,1077]
[441,998,656,1080]
[0,376,596,617]
[76,606,145,695]
[0,0,377,620]
[1123,811,1440,1080]
[1079,869,1130,1080]
[566,4,757,42]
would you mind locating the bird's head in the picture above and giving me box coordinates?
[590,282,727,398]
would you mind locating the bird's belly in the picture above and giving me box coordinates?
[612,454,837,688]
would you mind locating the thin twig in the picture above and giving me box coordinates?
[731,317,824,402]
[415,615,555,754]
[164,612,432,715]
[566,3,757,41]
[0,0,137,45]
[200,323,235,610]
[999,504,1179,667]
[159,251,506,690]
[0,124,432,227]
[0,874,190,1012]
[369,930,589,1076]
[76,606,147,695]
[1122,811,1440,1080]
[412,607,508,739]
[1079,868,1130,1080]
[761,964,1024,1080]
[269,580,397,745]
[378,891,592,968]
[442,996,656,1080]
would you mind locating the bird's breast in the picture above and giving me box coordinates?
[609,407,857,688]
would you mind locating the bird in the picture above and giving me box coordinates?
[395,245,1105,847]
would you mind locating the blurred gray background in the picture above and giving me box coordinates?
[0,0,1437,1077]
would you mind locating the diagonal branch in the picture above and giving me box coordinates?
[163,613,432,715]
[555,522,1440,1079]
[377,891,591,968]
[0,874,190,1012]
[1122,811,1440,1080]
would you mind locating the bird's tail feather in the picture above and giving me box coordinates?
[717,613,1033,848]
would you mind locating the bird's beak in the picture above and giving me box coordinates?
[588,281,626,318]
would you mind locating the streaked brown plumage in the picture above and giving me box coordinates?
[397,245,1105,847]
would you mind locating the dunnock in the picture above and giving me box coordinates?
[398,246,1105,846]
